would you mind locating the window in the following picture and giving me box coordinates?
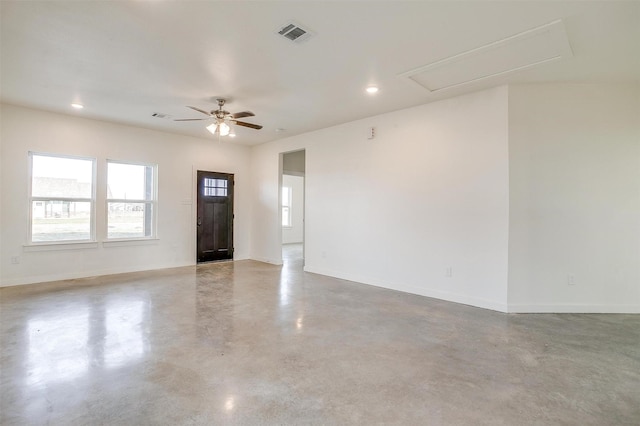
[203,178,227,197]
[29,153,95,243]
[107,161,156,239]
[282,186,292,227]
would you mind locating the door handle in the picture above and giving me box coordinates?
[197,217,202,226]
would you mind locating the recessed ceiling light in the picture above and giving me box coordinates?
[71,103,84,109]
[275,128,286,133]
[366,86,379,94]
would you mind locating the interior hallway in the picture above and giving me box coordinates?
[282,242,304,268]
[1,252,638,424]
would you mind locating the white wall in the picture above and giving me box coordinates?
[251,86,511,311]
[508,84,640,313]
[6,84,633,313]
[282,174,304,244]
[0,104,251,286]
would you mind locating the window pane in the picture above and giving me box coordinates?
[282,187,290,206]
[107,202,151,239]
[107,163,150,200]
[204,186,227,197]
[282,206,290,227]
[31,201,91,242]
[32,155,93,198]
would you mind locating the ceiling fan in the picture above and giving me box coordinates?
[174,98,263,136]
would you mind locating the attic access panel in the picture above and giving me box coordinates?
[401,20,573,93]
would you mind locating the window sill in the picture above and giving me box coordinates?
[24,241,99,251]
[22,238,160,251]
[102,238,159,248]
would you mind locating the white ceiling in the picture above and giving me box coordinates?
[1,1,638,146]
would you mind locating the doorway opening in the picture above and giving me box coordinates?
[196,170,234,263]
[281,150,305,267]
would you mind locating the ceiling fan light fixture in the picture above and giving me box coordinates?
[206,122,218,135]
[218,121,230,136]
[176,99,262,138]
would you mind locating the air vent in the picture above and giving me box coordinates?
[276,21,314,43]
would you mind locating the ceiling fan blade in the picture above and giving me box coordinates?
[231,111,255,119]
[232,120,263,130]
[174,118,208,121]
[187,106,213,116]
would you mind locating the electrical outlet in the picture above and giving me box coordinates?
[445,267,453,278]
[321,251,327,259]
[367,127,376,140]
[10,256,20,264]
[567,274,576,286]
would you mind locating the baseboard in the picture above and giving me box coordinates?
[303,265,509,313]
[507,304,640,314]
[0,261,195,288]
[249,256,283,266]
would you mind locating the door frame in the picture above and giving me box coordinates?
[279,149,306,265]
[195,170,234,263]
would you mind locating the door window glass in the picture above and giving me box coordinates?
[203,178,227,196]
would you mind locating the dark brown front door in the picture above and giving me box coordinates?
[197,171,234,263]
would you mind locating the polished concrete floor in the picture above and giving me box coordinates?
[1,244,639,425]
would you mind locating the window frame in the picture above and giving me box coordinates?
[28,151,97,245]
[105,159,158,241]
